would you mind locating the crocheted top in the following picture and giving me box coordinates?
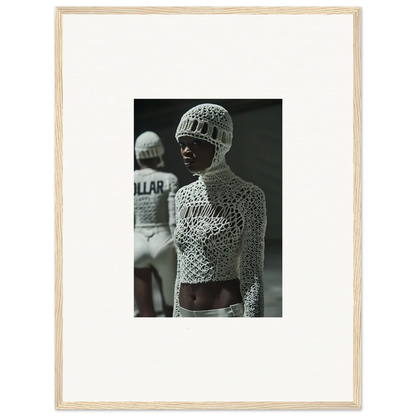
[134,168,178,232]
[173,162,267,317]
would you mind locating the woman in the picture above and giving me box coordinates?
[173,103,267,317]
[134,131,178,317]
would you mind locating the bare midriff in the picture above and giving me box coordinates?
[179,279,242,311]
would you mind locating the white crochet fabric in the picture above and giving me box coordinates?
[176,103,233,174]
[134,131,165,168]
[134,168,178,233]
[173,104,267,317]
[135,131,165,160]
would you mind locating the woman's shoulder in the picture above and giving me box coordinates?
[146,170,178,180]
[160,171,179,185]
[133,169,143,180]
[231,181,266,218]
[230,176,265,201]
[176,180,199,199]
[247,183,265,199]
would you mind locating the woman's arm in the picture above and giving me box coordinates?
[172,265,182,317]
[167,174,179,237]
[239,185,267,317]
[172,189,182,317]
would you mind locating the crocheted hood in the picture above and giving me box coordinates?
[175,103,233,177]
[135,131,165,168]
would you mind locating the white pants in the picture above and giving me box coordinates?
[134,226,176,306]
[179,302,244,317]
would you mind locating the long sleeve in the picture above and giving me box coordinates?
[239,186,267,317]
[172,189,183,317]
[172,254,182,317]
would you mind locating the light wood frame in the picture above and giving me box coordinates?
[55,6,361,410]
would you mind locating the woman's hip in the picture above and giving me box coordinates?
[178,302,244,317]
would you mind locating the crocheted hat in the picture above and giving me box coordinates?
[175,104,233,152]
[135,131,165,161]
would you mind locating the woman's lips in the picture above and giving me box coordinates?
[183,158,194,166]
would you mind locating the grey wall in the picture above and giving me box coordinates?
[134,99,282,242]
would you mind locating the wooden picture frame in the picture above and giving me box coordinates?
[55,7,361,409]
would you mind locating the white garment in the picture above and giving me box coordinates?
[134,168,178,233]
[173,162,267,317]
[179,302,244,317]
[134,168,179,307]
[134,227,176,306]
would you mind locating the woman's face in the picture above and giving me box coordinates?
[178,136,215,173]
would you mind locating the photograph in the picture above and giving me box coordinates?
[55,7,361,408]
[133,99,282,317]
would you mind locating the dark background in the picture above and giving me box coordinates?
[134,99,282,316]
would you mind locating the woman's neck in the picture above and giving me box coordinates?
[198,159,234,184]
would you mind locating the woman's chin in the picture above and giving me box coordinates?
[186,165,198,172]
[186,163,210,173]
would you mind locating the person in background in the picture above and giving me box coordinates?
[134,131,178,317]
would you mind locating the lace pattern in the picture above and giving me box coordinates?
[134,168,178,230]
[173,103,267,317]
[176,104,233,174]
[173,164,267,317]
